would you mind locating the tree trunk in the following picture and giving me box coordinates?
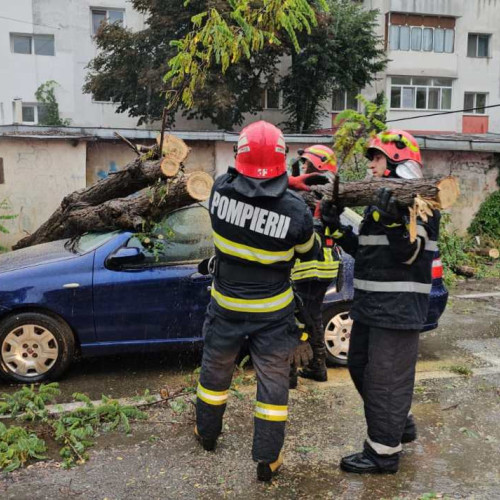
[470,248,499,259]
[13,172,213,249]
[12,134,209,250]
[300,176,459,209]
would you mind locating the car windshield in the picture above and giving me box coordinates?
[66,231,120,254]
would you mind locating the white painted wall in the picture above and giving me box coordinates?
[362,0,500,133]
[0,0,146,128]
[0,138,87,248]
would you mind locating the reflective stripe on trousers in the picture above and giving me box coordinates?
[211,285,294,313]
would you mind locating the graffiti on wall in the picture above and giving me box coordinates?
[97,161,119,180]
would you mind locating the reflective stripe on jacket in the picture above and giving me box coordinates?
[209,174,321,321]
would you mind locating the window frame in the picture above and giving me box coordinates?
[467,33,491,58]
[19,103,50,125]
[91,7,125,35]
[389,76,453,111]
[463,92,488,114]
[389,25,454,54]
[10,33,55,56]
[125,205,214,267]
[262,88,282,110]
[331,89,359,112]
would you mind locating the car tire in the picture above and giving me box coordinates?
[322,302,353,367]
[0,312,75,384]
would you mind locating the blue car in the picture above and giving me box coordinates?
[0,204,448,383]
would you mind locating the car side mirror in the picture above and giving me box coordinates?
[107,247,145,268]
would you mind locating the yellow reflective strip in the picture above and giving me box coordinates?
[211,286,294,313]
[255,402,288,422]
[292,260,339,272]
[197,383,228,406]
[332,230,344,238]
[213,231,294,264]
[292,270,338,281]
[256,402,288,411]
[294,233,315,254]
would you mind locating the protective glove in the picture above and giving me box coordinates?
[197,256,215,275]
[288,173,329,192]
[319,199,344,232]
[290,339,314,367]
[374,188,404,225]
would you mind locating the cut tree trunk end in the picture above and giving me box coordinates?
[470,248,499,259]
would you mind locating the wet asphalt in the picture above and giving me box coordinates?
[1,278,499,499]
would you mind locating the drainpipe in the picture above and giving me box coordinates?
[13,98,23,124]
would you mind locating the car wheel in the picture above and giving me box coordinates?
[0,312,75,384]
[323,302,353,367]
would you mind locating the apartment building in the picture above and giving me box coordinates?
[0,0,146,128]
[0,1,499,134]
[345,0,500,134]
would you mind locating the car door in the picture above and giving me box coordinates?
[92,205,213,345]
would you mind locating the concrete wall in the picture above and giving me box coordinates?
[0,138,86,248]
[423,150,499,233]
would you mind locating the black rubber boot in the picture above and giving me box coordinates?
[257,451,284,482]
[298,350,328,382]
[194,426,217,452]
[401,414,417,443]
[340,452,398,474]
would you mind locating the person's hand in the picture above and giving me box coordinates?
[290,341,313,367]
[375,188,404,223]
[319,199,344,231]
[288,173,329,192]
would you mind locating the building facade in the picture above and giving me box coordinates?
[349,0,500,134]
[1,1,499,134]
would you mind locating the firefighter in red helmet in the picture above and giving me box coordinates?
[288,145,341,385]
[195,121,320,482]
[320,129,440,474]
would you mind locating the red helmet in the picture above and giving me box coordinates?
[366,129,422,166]
[235,121,287,179]
[300,145,337,173]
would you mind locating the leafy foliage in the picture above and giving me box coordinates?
[34,81,71,126]
[0,383,147,472]
[85,0,280,129]
[166,0,327,110]
[0,422,47,472]
[0,383,60,420]
[0,199,17,253]
[281,1,387,132]
[468,190,500,241]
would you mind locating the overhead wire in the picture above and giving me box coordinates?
[386,103,500,123]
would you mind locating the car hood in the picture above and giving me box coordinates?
[0,239,78,274]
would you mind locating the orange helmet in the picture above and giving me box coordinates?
[366,130,422,166]
[235,121,287,179]
[300,145,337,173]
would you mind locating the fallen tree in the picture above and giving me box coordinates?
[301,176,459,210]
[13,135,213,250]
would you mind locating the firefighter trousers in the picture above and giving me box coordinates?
[196,305,298,463]
[347,321,419,466]
[294,281,330,366]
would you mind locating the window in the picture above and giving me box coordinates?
[464,93,487,114]
[126,206,214,266]
[10,34,55,55]
[20,103,49,124]
[390,77,453,110]
[91,8,124,34]
[332,89,358,112]
[262,88,281,109]
[390,26,454,54]
[467,34,491,58]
